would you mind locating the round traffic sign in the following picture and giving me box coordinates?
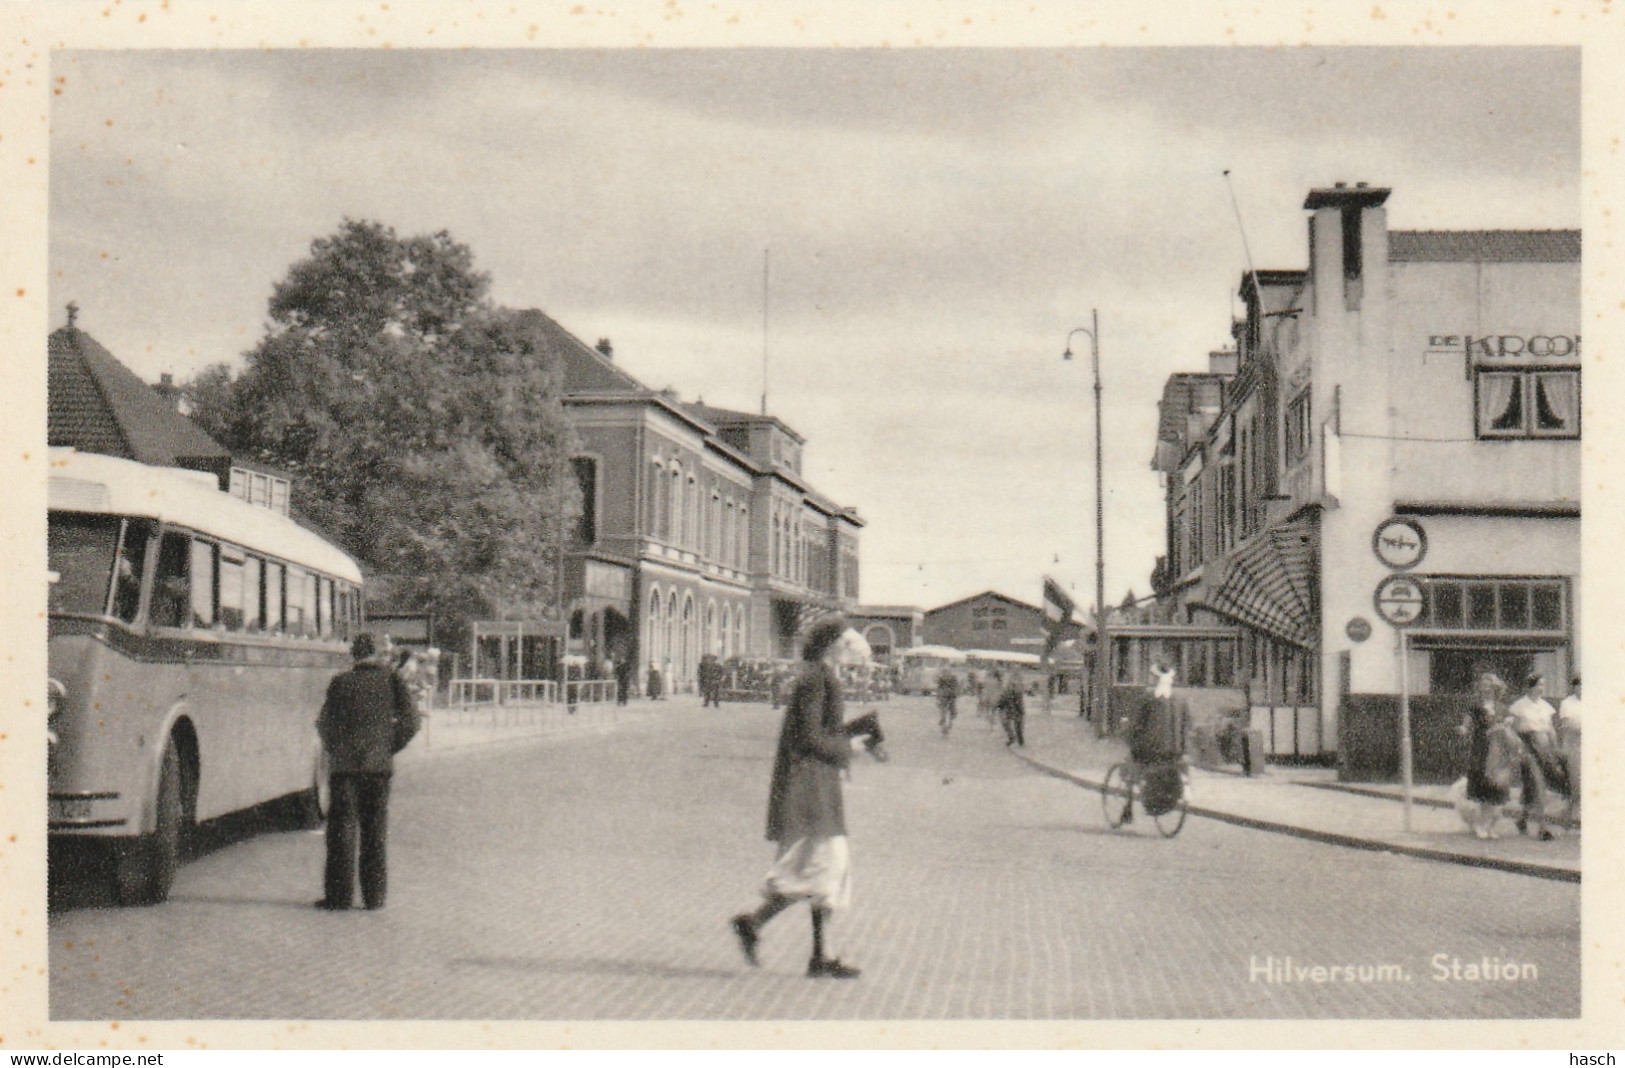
[1345,617,1372,643]
[1373,516,1428,571]
[1373,574,1426,627]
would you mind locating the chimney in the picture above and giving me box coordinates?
[1304,183,1390,313]
[595,337,614,359]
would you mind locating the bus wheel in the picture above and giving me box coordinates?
[113,738,187,906]
[297,751,330,829]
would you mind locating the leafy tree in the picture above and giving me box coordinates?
[185,220,578,654]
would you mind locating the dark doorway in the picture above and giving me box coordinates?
[1428,647,1534,694]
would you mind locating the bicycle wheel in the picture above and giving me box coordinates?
[1101,763,1132,828]
[1154,774,1189,838]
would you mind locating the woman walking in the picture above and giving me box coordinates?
[731,617,864,979]
[1460,673,1517,839]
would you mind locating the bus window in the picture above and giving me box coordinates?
[151,532,191,628]
[320,577,336,638]
[263,560,284,633]
[334,586,350,640]
[110,520,152,623]
[285,567,312,637]
[189,539,217,628]
[218,548,246,631]
[242,556,263,632]
[47,513,122,616]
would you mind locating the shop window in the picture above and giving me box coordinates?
[1476,370,1580,440]
[1423,577,1568,635]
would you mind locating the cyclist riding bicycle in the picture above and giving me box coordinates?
[1120,659,1187,824]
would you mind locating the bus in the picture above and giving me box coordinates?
[897,645,968,695]
[47,448,365,905]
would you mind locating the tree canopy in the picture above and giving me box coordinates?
[185,219,578,651]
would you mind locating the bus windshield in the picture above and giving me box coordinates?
[48,514,150,622]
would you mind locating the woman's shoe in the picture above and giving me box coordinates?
[808,956,861,979]
[730,915,759,967]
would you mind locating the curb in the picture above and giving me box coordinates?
[1015,753,1580,885]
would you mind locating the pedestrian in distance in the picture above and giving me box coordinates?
[314,633,420,911]
[935,667,960,737]
[614,657,632,706]
[996,669,1027,748]
[647,661,664,701]
[1508,673,1564,839]
[731,618,866,980]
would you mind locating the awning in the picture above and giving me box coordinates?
[1202,520,1317,647]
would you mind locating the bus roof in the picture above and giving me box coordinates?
[965,649,1043,666]
[48,448,364,584]
[900,645,968,662]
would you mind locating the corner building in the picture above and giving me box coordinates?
[537,313,863,694]
[1152,185,1578,763]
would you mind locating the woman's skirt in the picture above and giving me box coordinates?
[764,835,851,911]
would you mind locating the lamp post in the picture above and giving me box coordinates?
[1065,311,1108,738]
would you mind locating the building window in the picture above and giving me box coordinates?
[647,461,664,540]
[1476,370,1580,440]
[571,457,597,546]
[1284,388,1312,467]
[1421,576,1568,634]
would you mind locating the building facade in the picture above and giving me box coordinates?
[1152,184,1579,759]
[845,605,924,661]
[922,590,1080,654]
[535,312,864,694]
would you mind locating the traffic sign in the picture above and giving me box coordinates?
[1373,516,1427,571]
[1345,617,1372,643]
[1373,574,1426,627]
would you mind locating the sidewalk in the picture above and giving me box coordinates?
[1016,711,1580,883]
[398,693,670,758]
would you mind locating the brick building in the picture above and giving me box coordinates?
[539,312,864,694]
[922,590,1080,655]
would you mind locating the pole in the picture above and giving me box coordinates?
[1092,308,1109,739]
[1399,628,1414,832]
[761,248,770,416]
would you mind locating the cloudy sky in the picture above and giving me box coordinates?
[48,47,1579,612]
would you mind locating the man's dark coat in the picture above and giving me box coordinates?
[318,661,419,773]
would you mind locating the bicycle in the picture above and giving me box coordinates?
[1101,758,1190,837]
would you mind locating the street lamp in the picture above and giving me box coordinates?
[1064,311,1108,738]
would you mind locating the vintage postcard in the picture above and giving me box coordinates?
[2,0,1621,1052]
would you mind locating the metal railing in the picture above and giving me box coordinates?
[447,678,559,707]
[563,679,618,706]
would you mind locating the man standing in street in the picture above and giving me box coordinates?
[315,633,420,911]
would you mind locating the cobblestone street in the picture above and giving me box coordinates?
[48,696,1580,1020]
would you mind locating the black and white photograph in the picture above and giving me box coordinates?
[5,0,1623,1052]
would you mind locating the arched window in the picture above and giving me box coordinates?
[723,501,734,567]
[665,592,678,672]
[734,604,745,657]
[647,586,663,666]
[705,601,717,656]
[681,595,696,689]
